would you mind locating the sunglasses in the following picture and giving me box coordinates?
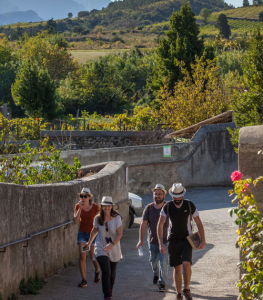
[80,195,88,198]
[105,237,112,244]
[105,222,108,232]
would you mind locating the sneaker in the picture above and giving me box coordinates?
[158,284,165,292]
[176,294,183,300]
[94,271,101,283]
[183,289,193,300]
[78,279,87,287]
[104,298,111,300]
[153,275,159,285]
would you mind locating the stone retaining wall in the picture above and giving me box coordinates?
[40,130,174,149]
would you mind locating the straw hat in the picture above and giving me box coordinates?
[151,183,167,194]
[168,183,186,198]
[100,196,113,205]
[78,187,93,197]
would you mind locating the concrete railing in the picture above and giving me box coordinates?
[0,161,129,300]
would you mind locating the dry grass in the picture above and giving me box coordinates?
[71,49,127,63]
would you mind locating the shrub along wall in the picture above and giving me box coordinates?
[0,161,129,300]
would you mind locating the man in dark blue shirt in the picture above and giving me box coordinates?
[157,183,205,300]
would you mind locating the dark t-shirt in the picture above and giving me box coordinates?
[161,200,199,241]
[142,202,168,245]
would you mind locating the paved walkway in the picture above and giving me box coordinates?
[19,188,239,300]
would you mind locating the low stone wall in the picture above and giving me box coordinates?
[0,161,129,300]
[239,125,263,215]
[40,130,174,149]
[60,123,238,194]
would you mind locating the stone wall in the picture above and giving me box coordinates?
[61,123,238,194]
[40,130,174,149]
[0,161,129,300]
[239,125,263,215]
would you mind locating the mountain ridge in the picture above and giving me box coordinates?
[0,10,43,26]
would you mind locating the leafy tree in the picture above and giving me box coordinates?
[200,8,212,23]
[19,33,78,84]
[11,60,58,120]
[157,56,230,130]
[216,13,231,39]
[229,27,263,145]
[68,12,73,18]
[0,62,24,117]
[153,1,208,94]
[46,18,57,33]
[58,49,155,115]
[243,0,250,6]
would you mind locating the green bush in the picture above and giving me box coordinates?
[110,36,124,43]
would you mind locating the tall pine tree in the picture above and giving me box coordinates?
[152,1,208,94]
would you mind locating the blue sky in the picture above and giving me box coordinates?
[224,0,243,7]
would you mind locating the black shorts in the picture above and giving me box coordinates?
[168,239,192,267]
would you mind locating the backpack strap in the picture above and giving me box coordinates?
[165,201,169,226]
[147,203,152,220]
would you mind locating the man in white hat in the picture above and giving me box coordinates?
[136,184,169,292]
[157,183,205,300]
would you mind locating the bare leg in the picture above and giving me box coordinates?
[182,261,192,290]
[90,245,100,272]
[78,243,86,280]
[173,265,182,294]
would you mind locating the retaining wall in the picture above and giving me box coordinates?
[0,161,129,300]
[61,123,238,194]
[40,130,174,149]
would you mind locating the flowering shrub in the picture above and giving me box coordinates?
[229,170,263,300]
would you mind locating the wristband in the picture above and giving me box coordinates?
[110,241,114,245]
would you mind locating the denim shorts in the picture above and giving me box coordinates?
[77,230,95,245]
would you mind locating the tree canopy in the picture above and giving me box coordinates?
[11,60,58,120]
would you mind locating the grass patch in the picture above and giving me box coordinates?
[71,49,127,63]
[19,272,46,295]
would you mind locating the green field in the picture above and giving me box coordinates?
[71,49,127,63]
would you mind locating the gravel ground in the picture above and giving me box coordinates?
[19,187,239,300]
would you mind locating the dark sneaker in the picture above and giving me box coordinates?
[104,298,111,300]
[158,284,165,292]
[94,271,101,283]
[78,279,87,287]
[153,276,159,284]
[183,289,193,300]
[177,294,183,300]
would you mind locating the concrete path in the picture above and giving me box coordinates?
[19,187,239,300]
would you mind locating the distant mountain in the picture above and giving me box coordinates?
[8,0,85,20]
[0,10,43,25]
[0,0,19,13]
[75,0,111,11]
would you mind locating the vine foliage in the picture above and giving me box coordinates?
[0,138,81,185]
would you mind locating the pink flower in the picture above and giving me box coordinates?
[231,170,243,182]
[242,183,249,193]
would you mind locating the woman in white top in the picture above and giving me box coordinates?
[86,196,122,300]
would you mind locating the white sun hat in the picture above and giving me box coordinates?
[151,183,167,194]
[78,187,93,197]
[168,183,186,198]
[100,196,114,205]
